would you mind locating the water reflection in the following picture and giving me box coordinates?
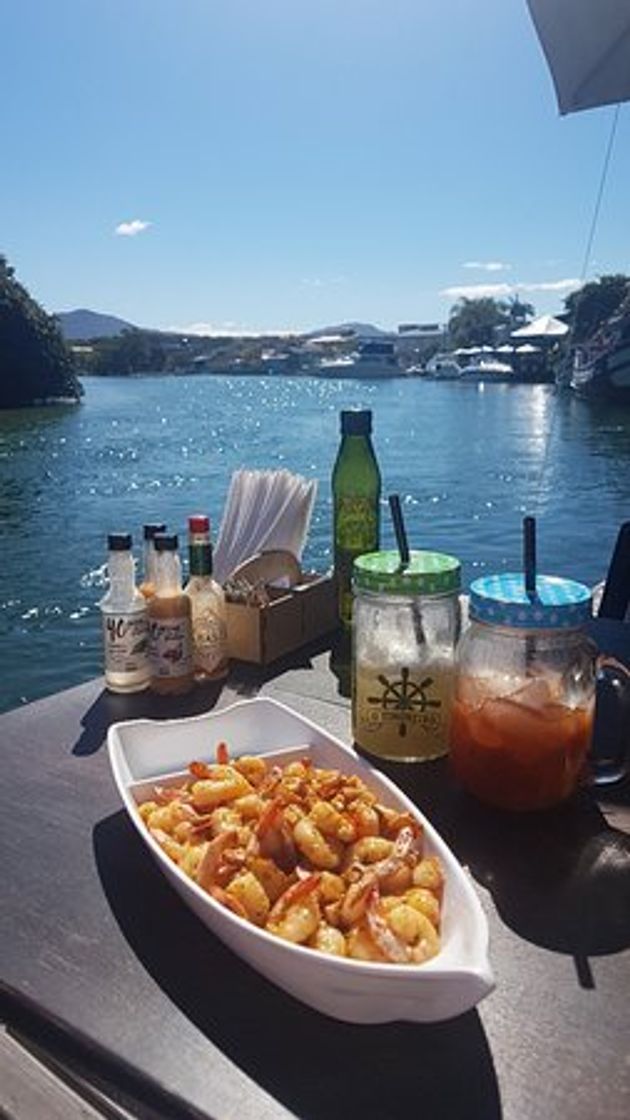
[1,377,628,712]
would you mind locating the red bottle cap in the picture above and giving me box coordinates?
[188,514,210,534]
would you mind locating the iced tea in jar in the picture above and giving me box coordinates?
[352,550,461,762]
[450,573,597,810]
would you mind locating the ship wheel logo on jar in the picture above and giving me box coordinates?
[368,668,441,737]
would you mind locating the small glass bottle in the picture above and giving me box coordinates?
[100,533,150,693]
[139,523,166,599]
[185,514,229,680]
[148,534,194,695]
[332,409,382,628]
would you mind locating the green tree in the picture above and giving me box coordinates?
[447,297,508,348]
[0,255,81,408]
[505,295,535,330]
[564,274,630,343]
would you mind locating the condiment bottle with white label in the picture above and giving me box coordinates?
[148,533,194,695]
[100,533,150,693]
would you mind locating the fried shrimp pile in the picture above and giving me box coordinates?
[138,742,444,965]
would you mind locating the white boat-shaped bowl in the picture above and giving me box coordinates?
[108,697,494,1023]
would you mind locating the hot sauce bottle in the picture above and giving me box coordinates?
[148,534,194,695]
[184,515,229,681]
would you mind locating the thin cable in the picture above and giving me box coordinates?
[530,103,621,519]
[579,103,621,282]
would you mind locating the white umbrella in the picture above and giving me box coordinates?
[526,1,630,114]
[511,314,569,338]
[515,343,541,353]
[496,344,515,353]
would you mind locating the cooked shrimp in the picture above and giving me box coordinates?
[196,830,238,891]
[225,870,270,926]
[402,887,441,929]
[139,745,444,966]
[365,889,410,963]
[293,817,341,870]
[246,856,290,904]
[310,922,347,957]
[412,855,444,896]
[191,767,253,811]
[233,755,268,787]
[266,874,321,944]
[346,925,386,962]
[309,801,356,843]
[256,799,297,871]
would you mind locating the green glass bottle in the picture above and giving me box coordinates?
[332,409,381,627]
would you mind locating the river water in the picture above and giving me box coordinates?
[1,374,628,713]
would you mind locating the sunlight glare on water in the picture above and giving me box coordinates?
[0,374,629,711]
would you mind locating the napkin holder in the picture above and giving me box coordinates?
[225,550,337,665]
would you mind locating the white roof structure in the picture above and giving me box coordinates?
[526,1,630,115]
[511,314,569,339]
[515,343,541,354]
[496,344,515,353]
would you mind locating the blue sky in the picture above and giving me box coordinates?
[1,0,628,334]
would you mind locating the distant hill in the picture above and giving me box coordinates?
[57,309,136,340]
[305,321,386,339]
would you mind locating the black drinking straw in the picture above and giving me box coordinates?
[389,494,410,568]
[523,515,537,598]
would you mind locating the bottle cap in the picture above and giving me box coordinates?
[469,573,593,629]
[143,523,166,540]
[341,409,372,436]
[108,533,132,551]
[188,514,210,534]
[154,533,179,552]
[353,550,461,596]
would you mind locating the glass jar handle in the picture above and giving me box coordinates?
[590,654,630,785]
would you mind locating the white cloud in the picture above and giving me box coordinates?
[440,283,513,300]
[463,261,512,272]
[301,275,347,287]
[170,322,299,337]
[440,277,584,301]
[115,219,151,237]
[520,278,583,293]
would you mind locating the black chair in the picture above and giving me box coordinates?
[598,522,630,620]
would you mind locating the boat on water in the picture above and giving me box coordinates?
[315,339,401,378]
[570,340,630,401]
[423,352,463,379]
[459,358,515,383]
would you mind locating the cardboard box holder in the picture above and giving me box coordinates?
[226,569,337,666]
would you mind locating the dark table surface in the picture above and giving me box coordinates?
[1,623,630,1120]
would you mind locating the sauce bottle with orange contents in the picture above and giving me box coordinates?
[148,534,194,695]
[450,573,599,811]
[139,523,166,600]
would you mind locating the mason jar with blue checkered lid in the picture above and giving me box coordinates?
[352,549,461,762]
[450,571,598,810]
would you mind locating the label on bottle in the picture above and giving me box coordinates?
[334,496,379,626]
[149,616,193,678]
[102,612,149,676]
[336,496,379,551]
[353,661,455,762]
[192,609,228,675]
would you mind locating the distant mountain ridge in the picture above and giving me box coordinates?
[56,308,387,342]
[306,321,386,339]
[57,309,136,340]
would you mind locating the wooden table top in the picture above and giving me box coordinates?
[1,626,629,1120]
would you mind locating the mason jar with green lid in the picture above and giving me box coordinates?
[352,550,461,762]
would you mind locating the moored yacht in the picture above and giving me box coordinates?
[316,339,401,378]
